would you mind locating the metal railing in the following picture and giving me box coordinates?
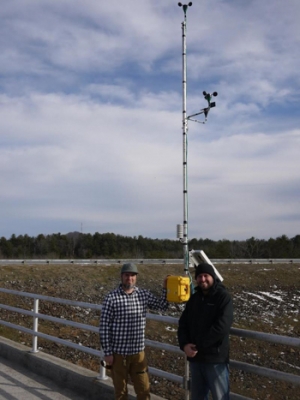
[0,287,299,400]
[0,258,300,265]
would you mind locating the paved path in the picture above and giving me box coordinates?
[0,356,87,400]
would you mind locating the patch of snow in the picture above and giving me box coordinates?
[258,292,283,302]
[166,326,176,332]
[245,292,268,301]
[280,361,300,371]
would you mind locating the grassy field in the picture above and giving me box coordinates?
[0,262,299,399]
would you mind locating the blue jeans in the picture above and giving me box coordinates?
[189,362,230,400]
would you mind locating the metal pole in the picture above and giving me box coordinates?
[31,298,39,353]
[179,5,192,400]
[97,360,108,381]
[181,8,189,275]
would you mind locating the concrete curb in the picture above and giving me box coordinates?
[0,336,165,400]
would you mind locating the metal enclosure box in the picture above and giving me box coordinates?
[166,275,190,303]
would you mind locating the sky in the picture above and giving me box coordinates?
[1,0,300,242]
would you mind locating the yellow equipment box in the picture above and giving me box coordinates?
[166,275,190,303]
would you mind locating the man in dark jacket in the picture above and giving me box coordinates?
[177,263,233,400]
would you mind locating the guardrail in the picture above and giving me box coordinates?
[0,258,300,265]
[0,288,299,400]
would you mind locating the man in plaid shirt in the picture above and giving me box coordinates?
[99,263,169,400]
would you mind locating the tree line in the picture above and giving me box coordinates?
[0,232,300,259]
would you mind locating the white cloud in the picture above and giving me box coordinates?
[0,0,299,241]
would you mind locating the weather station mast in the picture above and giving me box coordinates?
[177,2,218,278]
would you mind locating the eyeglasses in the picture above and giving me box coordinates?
[101,360,112,370]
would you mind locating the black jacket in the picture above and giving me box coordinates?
[177,281,233,363]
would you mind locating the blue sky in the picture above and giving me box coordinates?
[1,0,300,241]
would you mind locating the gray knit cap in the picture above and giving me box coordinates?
[121,263,138,274]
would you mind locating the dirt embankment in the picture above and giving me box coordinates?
[0,262,299,399]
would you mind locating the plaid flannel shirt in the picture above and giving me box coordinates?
[99,285,168,356]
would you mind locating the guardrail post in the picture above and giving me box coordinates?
[31,298,39,353]
[97,358,108,381]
